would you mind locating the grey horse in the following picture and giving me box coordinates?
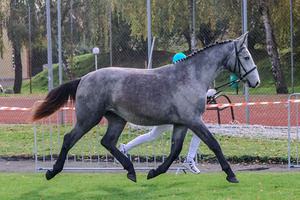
[30,33,260,183]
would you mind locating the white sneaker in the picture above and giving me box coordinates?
[118,143,128,158]
[182,159,200,174]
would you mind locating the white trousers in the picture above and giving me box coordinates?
[124,124,201,161]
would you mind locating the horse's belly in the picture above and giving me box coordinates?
[109,107,173,126]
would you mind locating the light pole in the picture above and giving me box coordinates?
[46,0,53,91]
[93,47,100,70]
[242,0,249,124]
[147,0,152,69]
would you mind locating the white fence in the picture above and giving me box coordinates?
[33,95,300,172]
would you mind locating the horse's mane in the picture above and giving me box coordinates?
[174,40,233,63]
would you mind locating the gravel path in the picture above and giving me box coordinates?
[1,159,299,174]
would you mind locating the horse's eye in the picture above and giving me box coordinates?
[245,57,250,60]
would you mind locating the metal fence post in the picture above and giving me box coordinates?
[287,93,300,169]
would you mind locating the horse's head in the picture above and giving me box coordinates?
[227,33,260,88]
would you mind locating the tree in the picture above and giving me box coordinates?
[198,18,229,47]
[259,0,288,94]
[0,6,4,58]
[196,0,240,48]
[117,0,197,52]
[6,0,29,93]
[111,6,132,52]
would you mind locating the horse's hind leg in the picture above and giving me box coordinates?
[190,120,239,183]
[147,125,187,180]
[101,112,136,182]
[46,116,102,180]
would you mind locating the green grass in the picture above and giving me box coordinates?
[20,53,97,95]
[0,124,297,164]
[0,173,299,199]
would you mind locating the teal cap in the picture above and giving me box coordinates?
[173,52,186,63]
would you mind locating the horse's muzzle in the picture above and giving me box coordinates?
[254,80,260,88]
[246,79,260,88]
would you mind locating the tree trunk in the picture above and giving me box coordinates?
[13,45,22,94]
[259,0,288,94]
[183,31,191,52]
[62,52,73,81]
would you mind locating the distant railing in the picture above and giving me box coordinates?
[287,93,300,169]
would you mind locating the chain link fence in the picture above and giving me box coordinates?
[0,0,299,126]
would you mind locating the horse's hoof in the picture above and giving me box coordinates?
[45,170,54,180]
[127,173,136,182]
[226,176,239,183]
[147,169,155,180]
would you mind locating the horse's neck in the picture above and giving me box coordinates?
[191,45,231,90]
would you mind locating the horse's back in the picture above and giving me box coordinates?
[75,66,183,124]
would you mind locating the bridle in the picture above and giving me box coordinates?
[214,41,257,95]
[233,41,257,81]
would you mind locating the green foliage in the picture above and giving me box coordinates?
[0,173,299,199]
[1,0,299,94]
[6,1,28,49]
[112,5,132,52]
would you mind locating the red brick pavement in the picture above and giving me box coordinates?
[0,94,298,126]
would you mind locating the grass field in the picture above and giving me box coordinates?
[0,173,299,200]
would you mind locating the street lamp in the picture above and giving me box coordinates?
[93,47,100,70]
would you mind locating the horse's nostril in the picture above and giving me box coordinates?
[250,80,260,88]
[255,81,260,87]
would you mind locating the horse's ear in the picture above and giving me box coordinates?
[236,32,248,47]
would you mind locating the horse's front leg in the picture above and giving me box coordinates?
[147,125,188,180]
[190,120,239,183]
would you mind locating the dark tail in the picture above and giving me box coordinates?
[30,78,81,122]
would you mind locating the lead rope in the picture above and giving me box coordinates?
[213,78,241,96]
